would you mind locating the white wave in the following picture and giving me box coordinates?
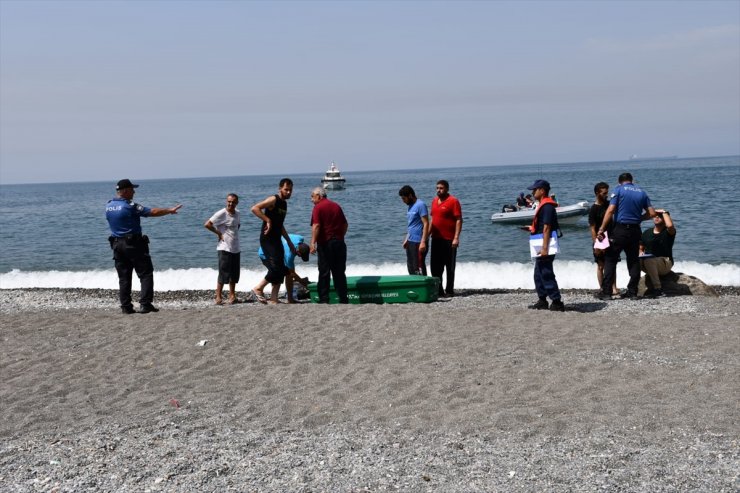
[1,261,738,290]
[672,261,740,286]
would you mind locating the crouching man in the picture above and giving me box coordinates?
[258,234,311,303]
[640,209,676,297]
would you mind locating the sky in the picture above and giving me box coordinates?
[1,0,738,185]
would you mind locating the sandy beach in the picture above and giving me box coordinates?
[1,288,738,491]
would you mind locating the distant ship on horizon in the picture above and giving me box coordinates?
[629,154,678,161]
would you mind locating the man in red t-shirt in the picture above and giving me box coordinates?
[310,187,349,303]
[429,180,463,297]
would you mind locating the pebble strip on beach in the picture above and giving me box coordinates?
[4,421,737,492]
[1,286,738,314]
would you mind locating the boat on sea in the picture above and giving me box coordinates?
[629,154,678,161]
[321,162,346,190]
[491,201,590,225]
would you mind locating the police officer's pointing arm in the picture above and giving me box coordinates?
[149,204,182,217]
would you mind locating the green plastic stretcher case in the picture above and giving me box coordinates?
[308,275,439,304]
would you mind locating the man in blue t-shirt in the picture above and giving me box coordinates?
[596,172,657,299]
[398,185,429,275]
[105,179,182,314]
[257,233,310,303]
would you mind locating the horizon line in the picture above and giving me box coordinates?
[2,154,739,187]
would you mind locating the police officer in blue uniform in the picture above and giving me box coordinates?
[106,179,182,314]
[596,172,657,300]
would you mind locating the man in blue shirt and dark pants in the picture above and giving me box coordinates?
[596,172,657,300]
[398,185,430,275]
[106,179,182,314]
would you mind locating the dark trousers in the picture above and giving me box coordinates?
[603,223,642,295]
[430,238,456,295]
[260,235,286,284]
[112,237,154,308]
[218,251,241,284]
[534,255,561,301]
[405,241,427,275]
[317,239,348,303]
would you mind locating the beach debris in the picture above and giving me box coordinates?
[509,470,516,478]
[168,398,180,408]
[197,339,208,347]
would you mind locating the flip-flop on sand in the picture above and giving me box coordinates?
[252,290,267,304]
[228,298,242,305]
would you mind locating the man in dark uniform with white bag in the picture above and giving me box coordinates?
[525,179,564,312]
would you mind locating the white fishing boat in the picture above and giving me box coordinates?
[321,162,346,190]
[491,201,590,225]
[629,154,678,161]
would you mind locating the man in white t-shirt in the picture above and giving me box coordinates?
[204,193,241,304]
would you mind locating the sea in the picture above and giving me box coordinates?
[1,156,739,291]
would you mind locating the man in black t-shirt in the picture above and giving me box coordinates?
[588,182,618,296]
[251,178,297,304]
[640,209,676,297]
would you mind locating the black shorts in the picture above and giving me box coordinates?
[217,251,241,284]
[260,236,286,284]
[593,249,620,264]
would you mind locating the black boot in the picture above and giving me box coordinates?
[139,303,160,314]
[528,298,549,310]
[549,299,565,312]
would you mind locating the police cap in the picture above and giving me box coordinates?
[116,179,140,191]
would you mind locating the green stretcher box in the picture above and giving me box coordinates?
[308,275,440,304]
